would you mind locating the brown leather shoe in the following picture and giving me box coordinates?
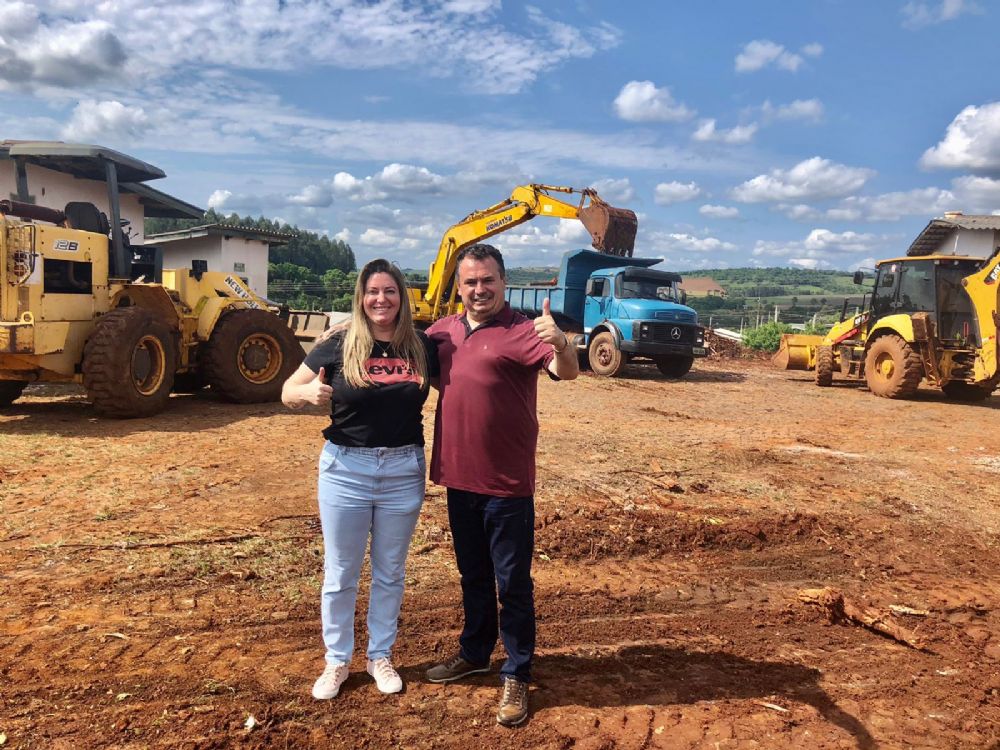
[425,653,490,683]
[496,676,528,727]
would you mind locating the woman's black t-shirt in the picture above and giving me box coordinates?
[303,331,439,447]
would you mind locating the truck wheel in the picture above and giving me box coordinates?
[82,307,176,418]
[864,334,922,399]
[0,380,27,407]
[202,309,304,402]
[655,355,693,378]
[588,332,626,377]
[815,346,834,387]
[941,381,994,402]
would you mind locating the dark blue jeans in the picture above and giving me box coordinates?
[446,488,535,682]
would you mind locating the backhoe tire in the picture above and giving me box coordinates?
[202,309,303,403]
[941,381,995,402]
[0,380,27,407]
[82,307,176,418]
[588,332,626,377]
[655,355,694,379]
[864,334,922,399]
[815,346,834,387]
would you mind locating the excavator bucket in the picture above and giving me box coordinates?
[579,202,638,257]
[772,333,823,370]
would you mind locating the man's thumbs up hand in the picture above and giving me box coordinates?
[306,366,333,406]
[533,296,568,352]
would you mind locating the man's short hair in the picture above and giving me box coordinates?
[456,243,506,279]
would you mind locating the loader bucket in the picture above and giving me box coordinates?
[579,202,637,257]
[772,333,823,370]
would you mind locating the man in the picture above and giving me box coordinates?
[425,243,579,727]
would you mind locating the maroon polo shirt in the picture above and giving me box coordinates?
[428,304,555,497]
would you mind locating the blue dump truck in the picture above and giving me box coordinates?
[505,249,706,377]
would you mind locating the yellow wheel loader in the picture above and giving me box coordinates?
[0,146,302,417]
[774,253,1000,400]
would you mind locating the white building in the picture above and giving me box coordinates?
[908,211,1000,258]
[145,224,292,298]
[1,140,202,244]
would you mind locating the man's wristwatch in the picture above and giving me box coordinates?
[553,333,569,353]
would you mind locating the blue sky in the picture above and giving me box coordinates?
[3,0,1000,272]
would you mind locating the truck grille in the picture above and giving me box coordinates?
[638,322,697,344]
[654,310,696,323]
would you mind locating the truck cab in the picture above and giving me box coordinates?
[584,265,705,377]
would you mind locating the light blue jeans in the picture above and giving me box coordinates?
[317,442,425,665]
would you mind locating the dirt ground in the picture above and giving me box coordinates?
[2,355,1000,749]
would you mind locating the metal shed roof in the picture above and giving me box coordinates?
[907,213,1000,256]
[146,223,293,245]
[1,140,165,183]
[121,182,203,219]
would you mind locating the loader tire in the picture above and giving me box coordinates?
[941,381,994,402]
[0,380,27,407]
[655,355,694,379]
[82,307,176,418]
[588,332,626,377]
[864,334,922,399]
[815,346,834,387]
[202,309,303,403]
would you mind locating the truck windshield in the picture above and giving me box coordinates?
[619,277,679,301]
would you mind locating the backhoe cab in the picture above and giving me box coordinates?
[774,253,999,401]
[0,142,302,417]
[411,184,637,324]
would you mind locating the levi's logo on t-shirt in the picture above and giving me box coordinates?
[365,357,423,386]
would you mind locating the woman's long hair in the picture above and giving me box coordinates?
[342,259,428,389]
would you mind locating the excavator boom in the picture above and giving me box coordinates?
[415,184,637,323]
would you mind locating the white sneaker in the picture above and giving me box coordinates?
[367,657,403,694]
[312,663,349,700]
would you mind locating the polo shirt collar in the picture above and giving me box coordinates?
[461,302,515,332]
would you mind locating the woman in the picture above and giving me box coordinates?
[282,259,438,699]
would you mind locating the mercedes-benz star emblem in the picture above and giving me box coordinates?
[670,327,681,339]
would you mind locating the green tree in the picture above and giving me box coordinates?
[742,322,794,352]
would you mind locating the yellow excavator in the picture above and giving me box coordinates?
[774,252,1000,400]
[409,184,637,324]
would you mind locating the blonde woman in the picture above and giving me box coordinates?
[282,259,438,699]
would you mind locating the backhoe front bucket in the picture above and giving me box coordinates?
[772,333,823,370]
[579,203,638,256]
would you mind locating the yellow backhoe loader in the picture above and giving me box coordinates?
[774,252,1000,400]
[0,144,303,417]
[409,184,637,324]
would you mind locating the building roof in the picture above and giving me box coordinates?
[1,140,165,183]
[1,139,203,219]
[907,212,1000,256]
[146,223,293,245]
[677,276,727,293]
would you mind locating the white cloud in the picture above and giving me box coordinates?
[333,228,352,242]
[647,231,737,253]
[699,204,740,219]
[692,119,758,144]
[921,102,1000,172]
[376,163,446,192]
[654,181,702,205]
[590,177,635,203]
[735,40,820,73]
[902,0,982,29]
[613,80,694,123]
[753,229,883,261]
[207,189,232,209]
[359,228,398,247]
[5,1,620,96]
[732,157,875,203]
[760,98,824,122]
[61,99,149,142]
[952,175,1000,207]
[286,183,333,208]
[834,187,958,221]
